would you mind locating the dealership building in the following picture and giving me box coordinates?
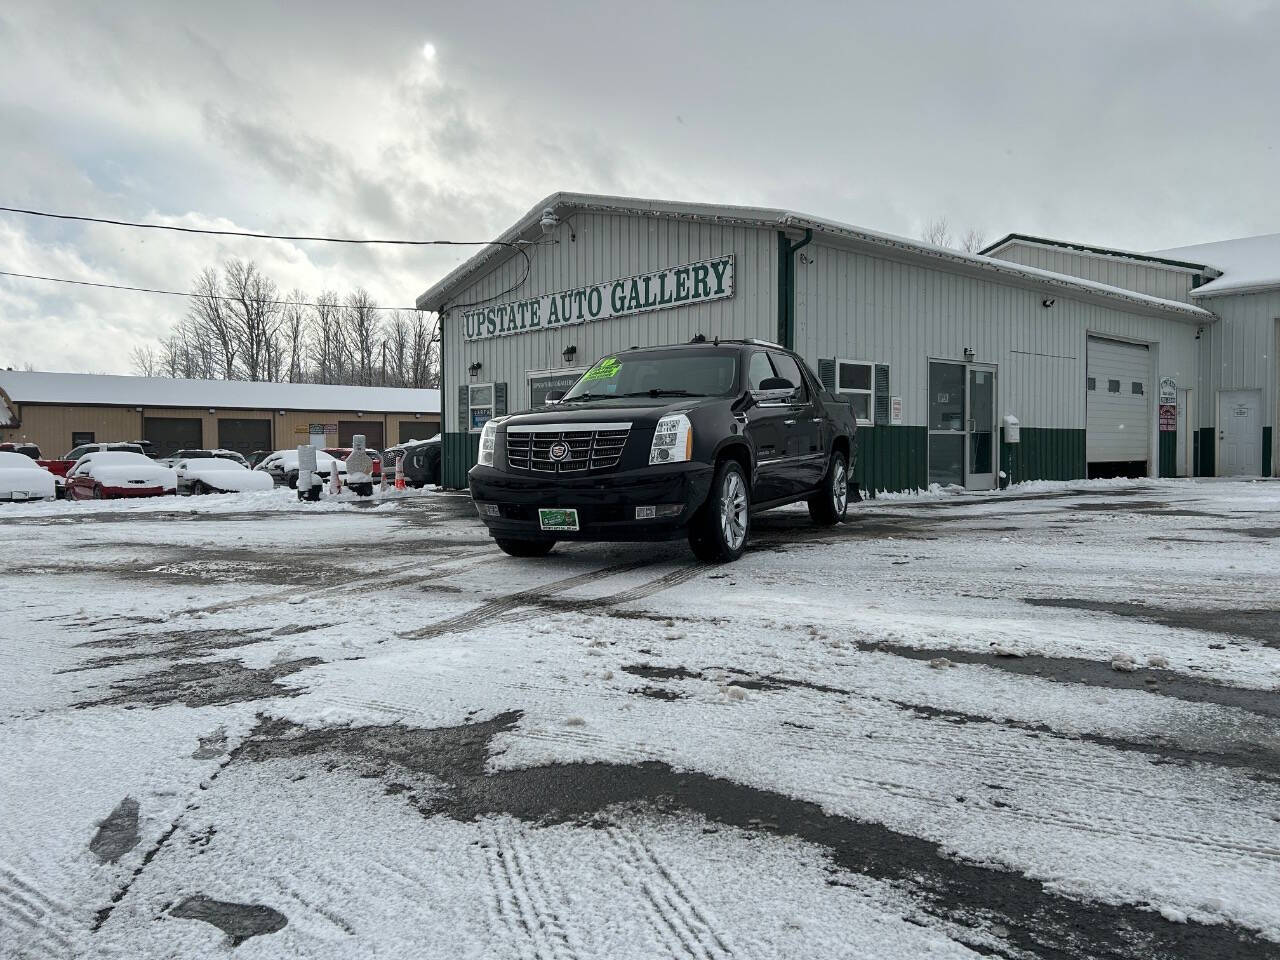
[416,193,1275,492]
[0,371,440,458]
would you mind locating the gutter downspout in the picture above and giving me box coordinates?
[776,228,813,350]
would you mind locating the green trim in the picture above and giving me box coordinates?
[1196,427,1215,477]
[442,431,479,489]
[1158,431,1178,478]
[852,425,927,494]
[776,229,813,350]
[1264,426,1273,478]
[1001,427,1086,486]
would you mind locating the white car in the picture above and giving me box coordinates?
[0,451,57,502]
[64,452,178,500]
[255,449,347,489]
[175,458,277,495]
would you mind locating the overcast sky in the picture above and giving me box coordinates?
[2,0,1278,373]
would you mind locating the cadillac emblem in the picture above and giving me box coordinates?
[548,441,570,462]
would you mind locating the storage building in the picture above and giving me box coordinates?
[417,193,1213,492]
[0,371,441,459]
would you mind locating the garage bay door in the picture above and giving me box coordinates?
[1086,337,1151,476]
[217,419,272,457]
[143,417,202,459]
[398,421,437,444]
[339,420,384,449]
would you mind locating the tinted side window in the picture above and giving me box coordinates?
[768,352,808,402]
[747,351,776,390]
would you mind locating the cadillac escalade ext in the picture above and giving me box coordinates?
[468,338,858,562]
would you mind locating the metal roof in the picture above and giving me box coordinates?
[978,232,1218,274]
[416,193,1215,324]
[0,370,441,414]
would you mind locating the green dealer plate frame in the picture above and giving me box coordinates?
[538,508,579,532]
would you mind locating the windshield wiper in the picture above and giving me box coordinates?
[559,392,610,402]
[617,389,708,398]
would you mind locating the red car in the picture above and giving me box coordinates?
[39,442,149,482]
[323,447,382,478]
[65,451,178,500]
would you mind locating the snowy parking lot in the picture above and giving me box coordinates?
[2,479,1279,959]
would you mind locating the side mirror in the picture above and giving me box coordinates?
[545,391,566,404]
[751,377,796,403]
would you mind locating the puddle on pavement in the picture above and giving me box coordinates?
[89,797,140,863]
[234,710,1276,960]
[170,895,287,946]
[1027,597,1280,647]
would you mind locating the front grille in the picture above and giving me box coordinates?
[506,427,630,473]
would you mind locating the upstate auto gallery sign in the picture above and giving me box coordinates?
[460,255,734,342]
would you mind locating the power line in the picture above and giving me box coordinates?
[0,269,420,312]
[0,204,533,248]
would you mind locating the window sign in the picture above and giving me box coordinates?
[530,370,585,407]
[468,383,495,433]
[1159,377,1177,404]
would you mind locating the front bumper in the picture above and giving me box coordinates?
[469,461,714,542]
[100,485,174,498]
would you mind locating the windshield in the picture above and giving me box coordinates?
[559,349,739,402]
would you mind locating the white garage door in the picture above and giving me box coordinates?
[1086,337,1151,464]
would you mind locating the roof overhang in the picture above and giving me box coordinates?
[418,194,1215,326]
[979,232,1220,277]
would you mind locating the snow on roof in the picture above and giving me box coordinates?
[1149,233,1280,297]
[416,192,1213,324]
[0,371,440,414]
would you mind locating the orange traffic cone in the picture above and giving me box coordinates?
[395,454,406,490]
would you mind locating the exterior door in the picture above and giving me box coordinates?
[928,362,966,487]
[769,350,826,493]
[1218,390,1262,476]
[1175,389,1191,477]
[744,350,790,503]
[966,365,997,490]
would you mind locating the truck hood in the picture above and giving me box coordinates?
[497,396,708,430]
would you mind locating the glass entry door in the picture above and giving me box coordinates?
[928,361,998,490]
[967,365,997,490]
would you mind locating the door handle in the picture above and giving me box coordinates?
[967,419,976,433]
[811,418,822,423]
[784,419,797,425]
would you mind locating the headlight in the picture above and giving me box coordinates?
[477,420,498,466]
[649,414,693,465]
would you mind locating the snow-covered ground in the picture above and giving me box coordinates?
[2,479,1278,959]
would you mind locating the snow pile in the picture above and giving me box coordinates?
[1151,232,1280,297]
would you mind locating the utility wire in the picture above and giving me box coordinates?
[0,204,532,249]
[0,269,420,312]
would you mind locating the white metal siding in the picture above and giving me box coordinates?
[989,241,1198,303]
[1086,338,1152,463]
[441,213,778,427]
[793,243,1198,432]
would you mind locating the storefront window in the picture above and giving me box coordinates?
[837,360,874,424]
[468,383,494,432]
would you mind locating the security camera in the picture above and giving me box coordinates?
[1041,297,1056,308]
[539,209,560,235]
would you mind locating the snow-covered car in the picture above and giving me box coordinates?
[64,451,177,500]
[161,448,251,469]
[0,451,57,502]
[255,449,347,489]
[175,458,277,495]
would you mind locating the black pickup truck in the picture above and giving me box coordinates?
[468,338,858,562]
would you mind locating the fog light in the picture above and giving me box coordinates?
[655,504,684,518]
[635,506,656,519]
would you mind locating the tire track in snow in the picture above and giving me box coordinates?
[398,558,662,642]
[602,825,734,959]
[0,864,79,956]
[479,819,578,960]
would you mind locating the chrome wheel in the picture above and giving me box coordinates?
[720,470,748,550]
[832,458,848,513]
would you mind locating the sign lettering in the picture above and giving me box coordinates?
[460,255,734,342]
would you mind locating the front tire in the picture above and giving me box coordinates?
[192,481,209,496]
[689,459,750,563]
[495,538,556,558]
[808,450,849,526]
[92,484,105,500]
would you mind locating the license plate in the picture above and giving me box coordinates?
[538,508,579,532]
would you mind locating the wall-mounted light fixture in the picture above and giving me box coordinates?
[963,347,976,361]
[414,412,421,419]
[278,409,286,415]
[562,344,577,363]
[1041,297,1056,308]
[134,406,142,412]
[356,411,363,417]
[468,361,483,378]
[208,408,216,414]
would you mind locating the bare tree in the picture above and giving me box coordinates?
[187,268,238,379]
[384,311,411,387]
[223,259,282,382]
[342,288,382,387]
[309,291,343,384]
[129,344,160,377]
[921,217,952,248]
[960,228,987,253]
[281,291,309,383]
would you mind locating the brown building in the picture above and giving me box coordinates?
[0,371,440,459]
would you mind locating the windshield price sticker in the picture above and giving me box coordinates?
[460,256,734,342]
[582,357,622,382]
